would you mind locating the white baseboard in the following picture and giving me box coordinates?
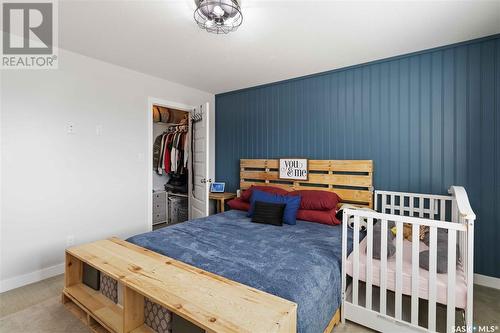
[474,273,500,290]
[0,263,65,293]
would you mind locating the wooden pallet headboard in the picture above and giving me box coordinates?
[240,159,374,208]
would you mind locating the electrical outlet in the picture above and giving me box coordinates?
[66,235,75,247]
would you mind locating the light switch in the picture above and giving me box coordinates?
[95,124,103,136]
[66,121,75,134]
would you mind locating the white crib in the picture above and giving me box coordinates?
[341,186,475,333]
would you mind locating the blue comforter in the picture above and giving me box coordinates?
[127,210,353,333]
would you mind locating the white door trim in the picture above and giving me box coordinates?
[189,102,210,219]
[147,97,193,232]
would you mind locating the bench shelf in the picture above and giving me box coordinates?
[63,237,297,333]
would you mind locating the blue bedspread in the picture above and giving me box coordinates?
[127,210,353,333]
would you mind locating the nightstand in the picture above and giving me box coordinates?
[209,192,236,213]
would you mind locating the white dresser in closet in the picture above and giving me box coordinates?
[152,191,167,225]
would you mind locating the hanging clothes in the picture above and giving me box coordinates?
[170,133,177,174]
[154,122,189,176]
[161,132,171,174]
[179,132,187,173]
[184,131,189,169]
[157,133,168,175]
[153,134,163,172]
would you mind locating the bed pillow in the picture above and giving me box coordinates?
[289,190,340,211]
[248,189,301,225]
[296,207,341,225]
[240,185,289,202]
[227,198,250,212]
[251,201,285,226]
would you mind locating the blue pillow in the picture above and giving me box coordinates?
[248,189,301,225]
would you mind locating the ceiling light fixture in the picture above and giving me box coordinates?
[194,0,243,34]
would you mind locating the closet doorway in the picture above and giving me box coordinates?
[147,98,210,231]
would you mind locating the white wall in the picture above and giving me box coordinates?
[0,49,214,292]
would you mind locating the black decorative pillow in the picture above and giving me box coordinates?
[251,201,285,226]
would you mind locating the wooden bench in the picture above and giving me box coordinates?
[62,237,297,333]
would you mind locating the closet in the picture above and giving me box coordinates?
[152,105,190,229]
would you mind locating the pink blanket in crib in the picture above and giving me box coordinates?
[345,237,467,309]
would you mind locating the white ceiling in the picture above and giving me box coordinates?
[59,1,500,94]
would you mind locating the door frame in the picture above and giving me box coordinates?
[147,97,193,231]
[189,102,211,220]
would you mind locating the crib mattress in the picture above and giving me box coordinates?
[345,237,467,309]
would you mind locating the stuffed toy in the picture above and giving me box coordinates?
[336,203,368,231]
[388,224,457,273]
[336,203,396,259]
[337,204,455,267]
[419,229,459,273]
[373,219,396,259]
[391,224,428,242]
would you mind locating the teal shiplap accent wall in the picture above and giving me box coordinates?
[215,35,500,278]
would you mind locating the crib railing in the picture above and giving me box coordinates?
[375,190,453,219]
[341,186,475,333]
[448,186,475,329]
[375,189,470,288]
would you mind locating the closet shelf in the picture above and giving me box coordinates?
[167,192,188,198]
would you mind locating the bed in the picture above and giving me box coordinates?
[130,159,374,332]
[62,159,374,333]
[128,210,353,333]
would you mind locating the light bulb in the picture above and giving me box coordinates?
[213,5,224,17]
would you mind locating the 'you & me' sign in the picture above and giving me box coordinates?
[279,158,308,181]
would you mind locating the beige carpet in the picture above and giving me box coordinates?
[0,295,88,333]
[1,274,499,333]
[0,295,370,333]
[0,275,371,333]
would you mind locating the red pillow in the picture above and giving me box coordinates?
[296,207,341,225]
[240,185,289,202]
[227,198,250,212]
[289,190,340,211]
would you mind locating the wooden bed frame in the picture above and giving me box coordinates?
[239,159,373,332]
[240,159,374,208]
[63,159,374,333]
